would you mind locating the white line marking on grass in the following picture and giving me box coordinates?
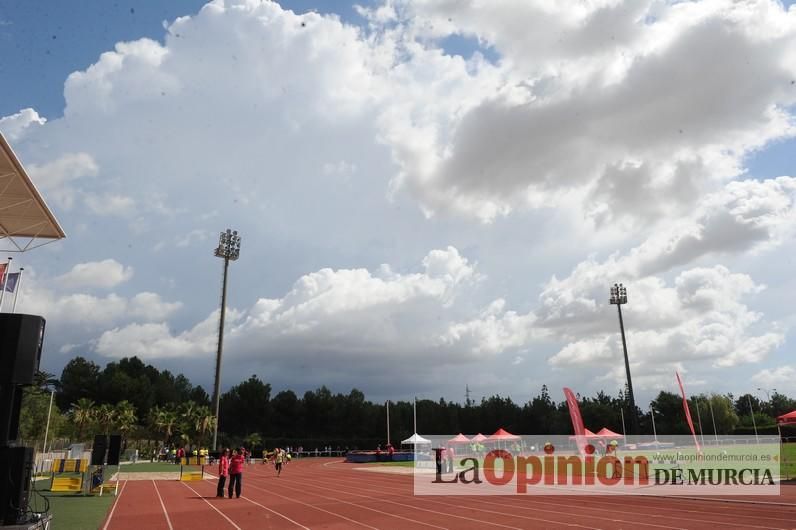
[152,480,174,530]
[240,495,311,529]
[180,481,242,530]
[243,480,379,529]
[102,480,127,530]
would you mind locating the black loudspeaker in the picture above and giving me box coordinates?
[91,435,108,466]
[107,435,122,466]
[0,446,33,525]
[0,314,45,385]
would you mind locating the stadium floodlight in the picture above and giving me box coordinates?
[211,229,241,451]
[610,283,638,436]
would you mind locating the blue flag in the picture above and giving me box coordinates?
[4,272,19,293]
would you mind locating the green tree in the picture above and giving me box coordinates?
[95,403,116,434]
[115,400,138,446]
[71,398,96,440]
[58,357,100,410]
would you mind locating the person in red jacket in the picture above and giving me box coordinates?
[216,448,230,498]
[227,448,245,498]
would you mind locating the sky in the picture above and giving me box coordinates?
[0,0,795,407]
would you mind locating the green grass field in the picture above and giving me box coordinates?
[27,483,114,530]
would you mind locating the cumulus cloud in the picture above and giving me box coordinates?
[26,152,99,209]
[377,0,796,222]
[751,365,796,387]
[56,259,134,289]
[93,247,535,366]
[0,0,792,399]
[0,108,46,142]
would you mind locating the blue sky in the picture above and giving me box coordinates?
[0,0,795,404]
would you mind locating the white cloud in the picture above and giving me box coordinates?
[92,247,534,365]
[26,152,99,209]
[377,0,796,222]
[1,0,794,400]
[751,365,796,387]
[0,108,46,142]
[56,259,134,289]
[547,266,784,378]
[84,193,136,217]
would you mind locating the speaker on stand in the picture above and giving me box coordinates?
[0,315,46,527]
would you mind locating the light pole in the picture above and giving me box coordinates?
[211,228,241,451]
[610,283,638,436]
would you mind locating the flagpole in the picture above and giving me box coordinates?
[695,397,706,447]
[11,267,23,313]
[386,400,391,446]
[413,397,417,434]
[0,257,11,312]
[708,397,719,444]
[650,406,658,442]
[620,407,627,439]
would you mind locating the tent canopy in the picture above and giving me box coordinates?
[777,410,796,425]
[596,428,624,439]
[471,433,487,443]
[401,433,431,445]
[0,133,65,251]
[489,428,520,441]
[568,429,599,439]
[448,433,470,444]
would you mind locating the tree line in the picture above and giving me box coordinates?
[18,356,796,453]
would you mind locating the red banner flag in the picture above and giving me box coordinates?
[0,263,6,284]
[676,371,701,453]
[563,387,588,454]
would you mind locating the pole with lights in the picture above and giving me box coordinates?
[211,229,241,451]
[610,283,638,436]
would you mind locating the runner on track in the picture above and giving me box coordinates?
[274,447,285,477]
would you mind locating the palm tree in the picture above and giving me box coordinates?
[115,401,137,449]
[193,406,216,448]
[150,407,178,446]
[95,404,116,434]
[71,398,96,440]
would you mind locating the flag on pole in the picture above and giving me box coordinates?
[0,263,6,284]
[676,371,701,453]
[563,387,588,454]
[4,272,19,293]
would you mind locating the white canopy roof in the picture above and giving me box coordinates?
[401,433,431,445]
[0,133,66,251]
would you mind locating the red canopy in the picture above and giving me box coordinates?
[568,428,598,440]
[488,428,520,441]
[471,433,487,442]
[596,428,624,439]
[777,410,796,425]
[448,433,471,444]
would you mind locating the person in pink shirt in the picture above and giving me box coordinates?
[216,448,230,498]
[227,448,245,498]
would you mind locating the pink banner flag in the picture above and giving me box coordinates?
[563,387,588,454]
[676,371,701,453]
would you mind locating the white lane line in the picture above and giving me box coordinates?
[152,480,174,530]
[180,481,242,530]
[243,480,379,529]
[240,495,312,529]
[102,480,128,530]
[246,474,447,529]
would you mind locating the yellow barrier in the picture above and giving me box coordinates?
[180,470,204,482]
[180,456,208,466]
[51,459,88,473]
[51,476,83,492]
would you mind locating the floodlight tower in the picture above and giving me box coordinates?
[610,283,638,436]
[212,229,241,451]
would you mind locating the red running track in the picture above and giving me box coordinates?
[102,458,796,530]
